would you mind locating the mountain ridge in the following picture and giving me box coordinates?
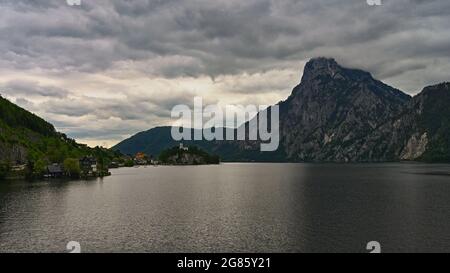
[111,58,449,163]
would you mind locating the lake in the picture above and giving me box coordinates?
[1,163,450,253]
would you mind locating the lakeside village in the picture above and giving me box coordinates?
[4,143,219,181]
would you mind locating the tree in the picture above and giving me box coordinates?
[0,161,11,180]
[158,145,220,165]
[64,158,81,178]
[124,160,134,167]
[33,158,47,177]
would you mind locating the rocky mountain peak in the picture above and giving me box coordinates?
[301,57,340,81]
[301,57,375,85]
[420,82,450,95]
[412,82,450,111]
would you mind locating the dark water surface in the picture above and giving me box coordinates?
[1,163,450,253]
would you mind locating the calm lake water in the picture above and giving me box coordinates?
[1,163,450,253]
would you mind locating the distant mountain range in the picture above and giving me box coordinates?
[113,58,450,162]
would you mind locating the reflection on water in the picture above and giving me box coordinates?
[1,163,450,253]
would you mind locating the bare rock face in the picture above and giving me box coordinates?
[396,83,450,162]
[400,133,429,160]
[271,58,450,162]
[278,57,411,162]
[0,142,28,164]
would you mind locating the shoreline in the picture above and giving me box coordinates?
[3,161,449,182]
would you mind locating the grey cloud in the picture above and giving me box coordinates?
[1,0,449,87]
[40,92,198,121]
[14,97,36,110]
[1,80,69,98]
[46,113,152,143]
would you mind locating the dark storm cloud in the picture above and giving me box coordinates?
[1,0,448,83]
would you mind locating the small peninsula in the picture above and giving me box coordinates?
[158,144,220,165]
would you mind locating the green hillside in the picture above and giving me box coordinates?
[0,95,120,180]
[0,95,56,136]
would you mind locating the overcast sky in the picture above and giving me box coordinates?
[0,0,449,147]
